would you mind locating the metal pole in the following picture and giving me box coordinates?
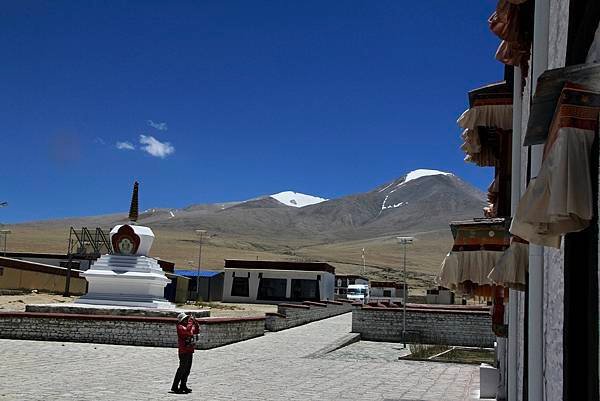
[362,248,366,275]
[403,242,407,348]
[196,231,204,303]
[63,234,73,297]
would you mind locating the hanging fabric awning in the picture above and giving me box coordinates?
[483,176,500,218]
[458,82,513,167]
[488,236,528,291]
[437,219,511,295]
[511,83,600,248]
[457,102,513,131]
[489,0,533,81]
[523,63,600,146]
[587,21,600,63]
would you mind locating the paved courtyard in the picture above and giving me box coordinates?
[0,314,482,401]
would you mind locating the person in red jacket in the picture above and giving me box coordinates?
[171,312,199,394]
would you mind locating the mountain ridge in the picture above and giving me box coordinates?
[11,170,486,243]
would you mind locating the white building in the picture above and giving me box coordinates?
[369,281,406,302]
[426,287,455,305]
[222,260,336,303]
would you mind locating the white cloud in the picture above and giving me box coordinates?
[147,120,168,131]
[116,141,135,150]
[94,137,106,145]
[139,135,174,158]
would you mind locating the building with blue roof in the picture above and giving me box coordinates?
[174,269,224,301]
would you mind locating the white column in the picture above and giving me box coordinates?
[508,65,523,401]
[529,0,550,400]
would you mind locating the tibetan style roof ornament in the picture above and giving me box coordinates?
[129,181,139,223]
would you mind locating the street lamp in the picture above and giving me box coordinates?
[0,230,11,256]
[195,230,207,303]
[397,236,414,348]
[361,248,366,275]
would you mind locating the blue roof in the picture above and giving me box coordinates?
[174,270,222,278]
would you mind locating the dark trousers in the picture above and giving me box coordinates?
[172,352,193,390]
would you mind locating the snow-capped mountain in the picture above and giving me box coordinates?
[20,169,486,241]
[270,191,327,208]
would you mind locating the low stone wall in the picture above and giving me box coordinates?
[196,317,264,349]
[265,300,353,331]
[352,305,494,347]
[0,312,264,349]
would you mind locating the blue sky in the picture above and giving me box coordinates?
[1,1,502,223]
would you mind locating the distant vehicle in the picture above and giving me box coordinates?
[347,284,369,303]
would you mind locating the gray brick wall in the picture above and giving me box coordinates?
[352,307,495,347]
[0,314,264,349]
[265,302,353,331]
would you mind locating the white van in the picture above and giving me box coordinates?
[347,284,369,303]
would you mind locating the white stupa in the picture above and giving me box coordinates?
[76,182,174,309]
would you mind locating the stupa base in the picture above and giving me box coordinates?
[76,293,176,309]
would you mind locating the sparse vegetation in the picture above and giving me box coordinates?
[402,344,495,365]
[405,343,450,359]
[435,348,495,365]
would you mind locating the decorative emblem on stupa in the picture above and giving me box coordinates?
[112,225,141,255]
[111,182,142,255]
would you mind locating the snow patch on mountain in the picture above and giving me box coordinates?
[404,169,452,184]
[379,169,451,213]
[270,191,328,208]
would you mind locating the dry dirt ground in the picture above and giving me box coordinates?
[0,292,276,318]
[0,293,78,311]
[5,225,453,291]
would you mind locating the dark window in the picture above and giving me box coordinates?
[290,279,320,301]
[0,267,3,276]
[231,277,249,297]
[257,278,287,301]
[383,290,392,297]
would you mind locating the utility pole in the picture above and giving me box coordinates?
[0,230,11,256]
[0,201,8,257]
[397,236,414,348]
[361,248,366,275]
[195,230,207,303]
[63,231,74,297]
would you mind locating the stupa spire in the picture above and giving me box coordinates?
[128,181,139,223]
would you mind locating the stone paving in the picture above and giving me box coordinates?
[320,340,412,362]
[0,313,482,401]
